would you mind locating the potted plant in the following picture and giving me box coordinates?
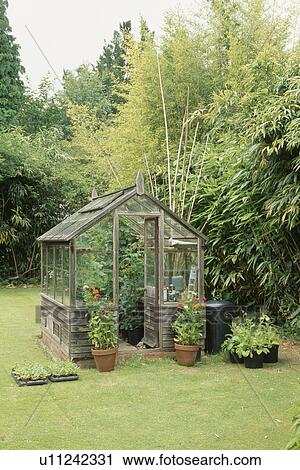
[48,360,80,382]
[222,322,244,364]
[171,293,204,367]
[259,314,281,363]
[235,319,269,369]
[12,362,49,386]
[84,286,118,372]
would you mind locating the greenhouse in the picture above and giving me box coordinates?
[37,172,207,360]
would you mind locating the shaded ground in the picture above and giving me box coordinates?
[0,287,299,449]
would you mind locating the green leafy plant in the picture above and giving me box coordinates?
[259,313,281,348]
[86,299,118,350]
[119,237,144,333]
[48,360,79,377]
[287,404,300,450]
[221,322,245,357]
[172,293,204,345]
[13,362,49,381]
[234,318,270,358]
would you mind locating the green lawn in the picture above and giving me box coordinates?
[0,287,299,450]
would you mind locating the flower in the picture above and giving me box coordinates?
[201,303,206,308]
[83,284,89,290]
[194,303,200,309]
[202,296,207,302]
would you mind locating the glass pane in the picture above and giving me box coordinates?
[41,245,47,293]
[145,219,157,294]
[164,213,194,238]
[163,239,198,302]
[63,246,70,305]
[47,246,54,299]
[54,247,63,304]
[76,215,113,306]
[118,195,159,213]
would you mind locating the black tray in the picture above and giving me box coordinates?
[11,371,48,387]
[49,375,79,382]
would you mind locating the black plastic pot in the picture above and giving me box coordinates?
[195,348,202,362]
[128,326,144,346]
[11,370,48,386]
[244,352,264,369]
[49,375,79,382]
[263,345,279,363]
[229,352,244,364]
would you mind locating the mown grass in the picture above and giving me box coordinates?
[0,287,299,449]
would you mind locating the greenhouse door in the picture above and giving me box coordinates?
[144,217,159,348]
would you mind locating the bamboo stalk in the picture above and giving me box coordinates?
[181,121,199,218]
[144,154,155,196]
[156,52,172,209]
[178,88,190,214]
[172,104,188,212]
[188,134,209,223]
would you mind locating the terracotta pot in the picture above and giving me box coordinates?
[175,343,199,367]
[91,347,118,372]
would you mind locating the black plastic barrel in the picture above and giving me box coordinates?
[205,300,239,354]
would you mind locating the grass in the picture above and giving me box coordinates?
[0,287,300,450]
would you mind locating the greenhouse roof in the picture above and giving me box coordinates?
[37,172,207,242]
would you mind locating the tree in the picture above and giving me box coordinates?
[96,21,132,111]
[0,0,24,128]
[63,65,112,122]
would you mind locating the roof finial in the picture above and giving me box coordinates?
[136,170,144,195]
[91,188,98,199]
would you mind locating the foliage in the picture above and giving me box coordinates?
[48,360,79,377]
[287,404,300,450]
[0,128,91,280]
[0,0,24,128]
[13,362,48,381]
[172,293,204,345]
[119,223,144,332]
[63,65,112,121]
[84,287,117,349]
[234,318,270,358]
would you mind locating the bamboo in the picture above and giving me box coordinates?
[144,154,155,196]
[188,135,209,222]
[156,52,172,209]
[172,104,188,212]
[181,122,200,218]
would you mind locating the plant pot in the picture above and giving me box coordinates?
[11,370,48,386]
[91,347,118,372]
[229,352,244,364]
[127,326,144,346]
[195,348,202,362]
[263,345,279,363]
[174,343,199,367]
[244,352,264,369]
[49,375,79,382]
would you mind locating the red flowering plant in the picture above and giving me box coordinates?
[83,285,117,350]
[172,291,205,345]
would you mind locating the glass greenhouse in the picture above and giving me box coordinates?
[38,172,207,360]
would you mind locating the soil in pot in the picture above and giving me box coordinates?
[175,344,199,367]
[244,352,264,369]
[92,347,118,372]
[263,345,279,363]
[127,326,144,346]
[229,352,244,364]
